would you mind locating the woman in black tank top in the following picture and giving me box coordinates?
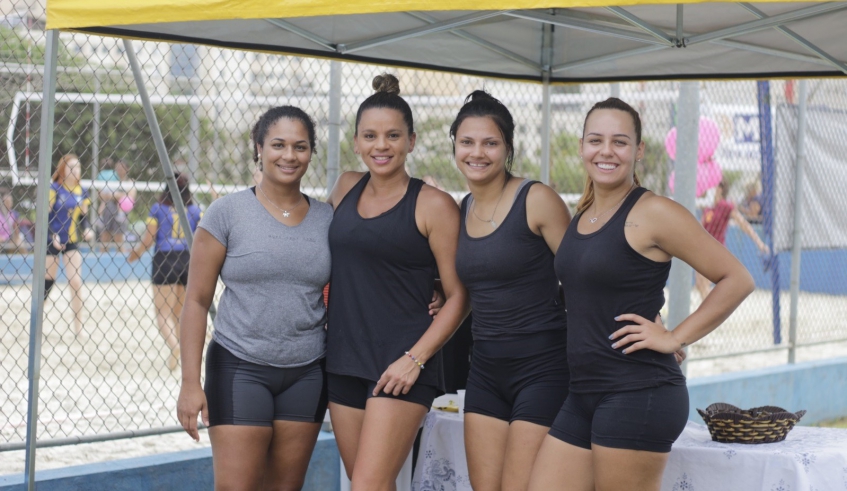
[325,74,469,490]
[450,90,572,491]
[529,99,755,491]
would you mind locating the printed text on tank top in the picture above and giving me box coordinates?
[464,178,529,239]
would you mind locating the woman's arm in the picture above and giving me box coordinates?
[326,171,365,209]
[127,222,156,262]
[526,183,571,254]
[611,196,755,355]
[373,187,469,396]
[176,228,226,441]
[731,208,769,254]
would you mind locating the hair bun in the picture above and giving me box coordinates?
[466,89,496,104]
[373,73,401,95]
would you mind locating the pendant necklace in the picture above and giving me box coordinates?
[257,183,304,218]
[471,176,510,229]
[588,183,635,224]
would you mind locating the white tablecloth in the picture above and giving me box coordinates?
[412,410,847,491]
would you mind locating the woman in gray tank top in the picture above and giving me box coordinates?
[451,90,573,491]
[177,106,333,490]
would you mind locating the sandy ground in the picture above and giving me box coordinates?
[1,281,846,475]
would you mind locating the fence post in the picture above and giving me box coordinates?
[327,61,342,192]
[539,23,552,185]
[757,81,782,345]
[610,82,620,98]
[788,79,808,364]
[667,81,699,374]
[24,28,60,491]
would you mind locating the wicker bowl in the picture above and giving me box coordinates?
[697,403,806,444]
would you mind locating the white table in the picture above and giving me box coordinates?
[412,410,847,491]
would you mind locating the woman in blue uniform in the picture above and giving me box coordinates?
[451,90,572,491]
[45,154,93,336]
[129,173,201,370]
[326,74,469,491]
[529,98,755,491]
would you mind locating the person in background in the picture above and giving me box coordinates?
[529,98,755,491]
[696,180,769,300]
[326,73,468,491]
[128,172,201,370]
[738,180,764,224]
[46,154,93,336]
[178,106,333,491]
[0,188,24,252]
[98,158,136,252]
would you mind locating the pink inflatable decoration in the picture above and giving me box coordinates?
[119,196,135,212]
[666,117,723,197]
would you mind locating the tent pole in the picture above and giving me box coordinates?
[788,79,808,364]
[667,81,699,375]
[327,61,342,192]
[123,39,215,321]
[124,39,193,249]
[610,83,620,98]
[24,29,59,491]
[540,23,552,185]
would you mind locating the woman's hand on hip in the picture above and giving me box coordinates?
[373,355,421,397]
[610,313,684,355]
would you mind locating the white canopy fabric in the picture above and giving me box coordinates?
[46,0,847,82]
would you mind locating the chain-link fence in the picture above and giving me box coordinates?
[2,1,846,458]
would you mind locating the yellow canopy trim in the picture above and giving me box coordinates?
[47,0,803,30]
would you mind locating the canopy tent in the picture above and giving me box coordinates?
[23,1,840,488]
[47,0,847,82]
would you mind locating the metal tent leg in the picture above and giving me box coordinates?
[24,28,59,491]
[123,39,216,320]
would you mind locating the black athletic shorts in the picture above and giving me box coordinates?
[549,383,689,453]
[327,372,437,410]
[46,240,78,256]
[464,330,569,426]
[204,339,328,427]
[152,250,190,285]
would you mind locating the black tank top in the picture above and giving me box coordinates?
[326,173,443,390]
[555,187,685,393]
[456,180,567,341]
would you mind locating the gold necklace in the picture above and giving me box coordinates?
[257,183,304,218]
[588,183,636,224]
[471,176,510,229]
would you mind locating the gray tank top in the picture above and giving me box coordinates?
[198,188,332,367]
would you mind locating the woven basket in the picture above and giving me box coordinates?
[697,403,806,444]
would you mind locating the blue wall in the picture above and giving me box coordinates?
[727,226,847,295]
[687,356,847,425]
[4,227,845,294]
[0,431,340,491]
[0,249,150,286]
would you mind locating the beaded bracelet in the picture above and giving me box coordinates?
[405,351,425,370]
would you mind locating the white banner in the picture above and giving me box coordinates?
[773,104,847,252]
